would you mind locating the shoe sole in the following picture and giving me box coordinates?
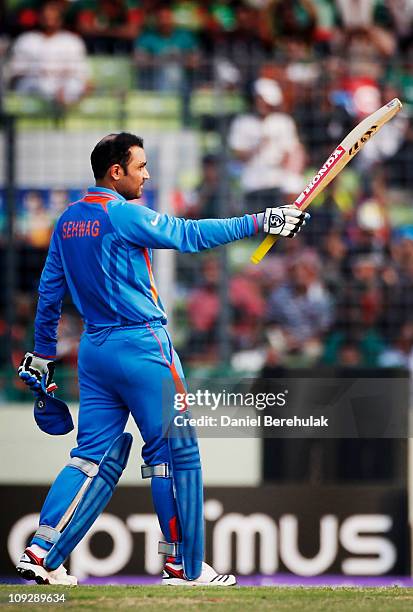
[16,562,76,586]
[16,566,50,585]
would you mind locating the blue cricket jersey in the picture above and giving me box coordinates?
[34,186,260,357]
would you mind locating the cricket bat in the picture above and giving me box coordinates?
[250,98,403,264]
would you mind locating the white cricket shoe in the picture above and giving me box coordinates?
[162,561,237,586]
[16,548,77,586]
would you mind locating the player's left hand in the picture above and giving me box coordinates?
[18,352,57,393]
[263,204,310,238]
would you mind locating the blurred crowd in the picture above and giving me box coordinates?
[2,0,413,391]
[2,1,413,102]
[5,0,413,58]
[177,134,413,375]
[175,64,413,375]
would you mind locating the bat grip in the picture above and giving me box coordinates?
[250,234,279,264]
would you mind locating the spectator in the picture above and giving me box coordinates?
[7,0,43,37]
[293,82,354,167]
[209,1,237,33]
[266,250,333,355]
[347,177,390,260]
[386,0,413,55]
[388,120,413,190]
[335,0,396,58]
[335,0,388,30]
[8,0,89,106]
[228,77,305,213]
[312,0,340,56]
[343,255,384,329]
[322,328,386,368]
[391,230,413,273]
[172,0,207,32]
[379,321,413,367]
[337,341,364,367]
[204,4,273,91]
[356,88,408,172]
[393,235,413,336]
[379,256,403,341]
[69,0,143,54]
[186,256,220,361]
[322,253,387,367]
[182,154,221,219]
[348,171,391,250]
[320,230,349,294]
[134,7,200,92]
[269,0,318,49]
[230,269,266,351]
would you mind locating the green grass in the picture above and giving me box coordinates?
[0,585,413,611]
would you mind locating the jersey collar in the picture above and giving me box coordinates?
[87,186,126,200]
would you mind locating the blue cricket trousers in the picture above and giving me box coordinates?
[32,322,184,554]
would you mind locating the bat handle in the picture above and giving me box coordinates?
[250,234,279,264]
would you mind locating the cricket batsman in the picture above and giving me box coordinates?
[16,133,309,586]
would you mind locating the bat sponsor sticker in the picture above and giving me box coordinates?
[348,125,378,156]
[295,146,346,207]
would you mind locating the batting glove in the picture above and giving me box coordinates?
[18,352,57,393]
[263,205,310,238]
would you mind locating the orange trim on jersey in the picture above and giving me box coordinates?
[142,248,159,305]
[83,194,118,213]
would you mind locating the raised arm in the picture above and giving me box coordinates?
[109,202,260,252]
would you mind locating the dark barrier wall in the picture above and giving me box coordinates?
[256,368,409,483]
[0,484,409,579]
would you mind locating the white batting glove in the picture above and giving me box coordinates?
[18,352,57,393]
[263,205,310,238]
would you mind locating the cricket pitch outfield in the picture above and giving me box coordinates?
[1,585,413,611]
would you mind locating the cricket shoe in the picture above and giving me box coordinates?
[16,548,77,585]
[162,561,237,586]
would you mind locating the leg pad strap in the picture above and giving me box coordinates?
[141,463,169,478]
[158,541,182,556]
[68,457,99,477]
[34,525,61,545]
